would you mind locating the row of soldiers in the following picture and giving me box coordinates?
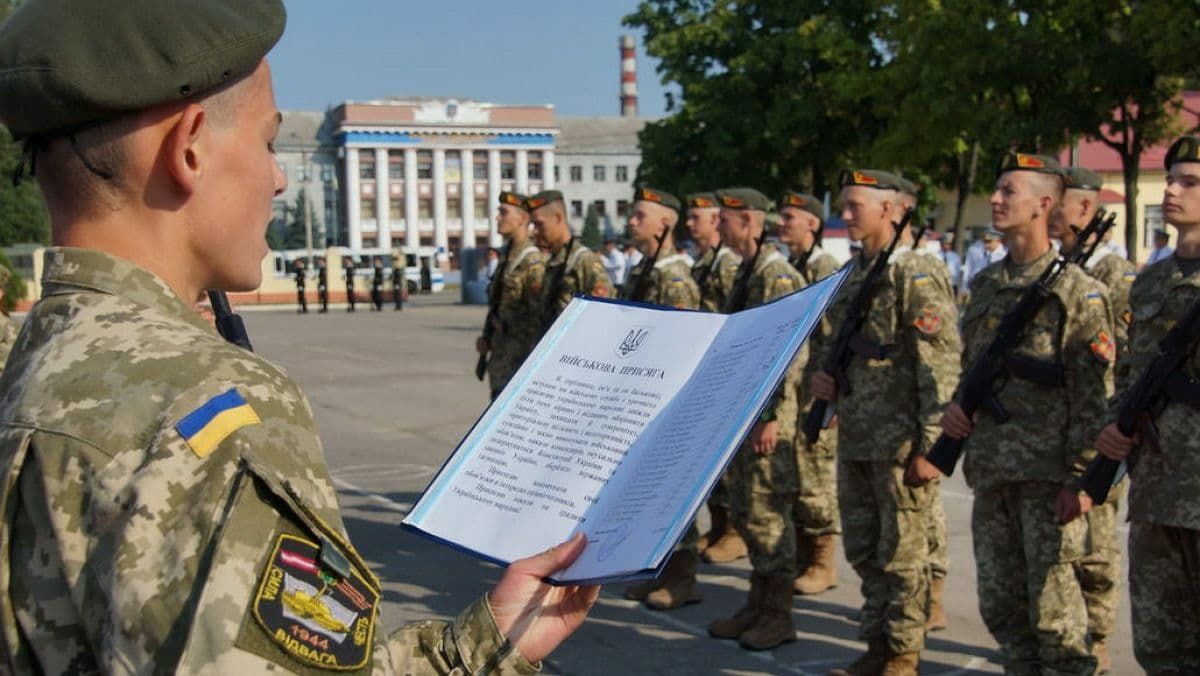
[291,256,405,313]
[479,144,1198,674]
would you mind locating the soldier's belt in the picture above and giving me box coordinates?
[849,333,890,361]
[1003,353,1065,387]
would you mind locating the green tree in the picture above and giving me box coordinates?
[0,250,25,314]
[580,203,602,249]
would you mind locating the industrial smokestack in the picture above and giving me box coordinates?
[620,35,638,117]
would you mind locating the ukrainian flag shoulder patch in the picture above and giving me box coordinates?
[176,388,261,458]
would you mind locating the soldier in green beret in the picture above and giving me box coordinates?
[0,1,598,673]
[526,189,614,333]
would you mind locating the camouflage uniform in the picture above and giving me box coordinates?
[692,243,742,314]
[0,313,17,376]
[540,238,613,332]
[0,248,539,674]
[1077,249,1136,646]
[486,242,547,397]
[961,249,1113,675]
[1118,258,1200,672]
[816,246,961,655]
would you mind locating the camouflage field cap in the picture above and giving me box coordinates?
[1064,167,1103,191]
[498,191,529,211]
[0,0,287,141]
[633,186,681,213]
[1165,136,1200,169]
[997,151,1065,177]
[778,190,823,220]
[686,192,720,209]
[838,169,905,191]
[716,187,771,211]
[524,190,564,211]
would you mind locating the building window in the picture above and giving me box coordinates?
[417,151,433,179]
[388,151,404,180]
[554,165,560,183]
[321,164,334,182]
[447,197,461,219]
[593,165,606,182]
[616,165,629,182]
[295,163,310,182]
[474,151,488,178]
[527,151,543,180]
[359,150,375,180]
[475,201,487,219]
[445,150,462,183]
[361,197,376,220]
[593,199,606,215]
[570,165,582,182]
[616,200,630,218]
[571,200,584,218]
[418,198,433,219]
[500,151,516,180]
[389,196,403,217]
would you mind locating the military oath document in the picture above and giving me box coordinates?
[404,267,849,584]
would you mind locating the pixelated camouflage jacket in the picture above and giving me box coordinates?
[488,241,547,393]
[623,253,701,309]
[782,247,842,451]
[0,248,537,675]
[1115,257,1200,530]
[691,244,741,313]
[960,248,1115,492]
[541,239,613,328]
[813,246,962,463]
[1084,250,1137,379]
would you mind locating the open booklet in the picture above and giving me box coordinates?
[402,266,849,585]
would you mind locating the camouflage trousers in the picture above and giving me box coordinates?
[972,482,1095,676]
[1076,479,1124,640]
[928,492,948,579]
[730,440,799,577]
[708,470,732,510]
[1129,521,1200,673]
[794,431,839,536]
[838,459,932,654]
[674,521,701,554]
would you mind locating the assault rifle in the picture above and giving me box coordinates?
[623,226,670,302]
[722,227,770,314]
[476,251,507,381]
[1079,296,1200,504]
[207,290,253,352]
[801,208,913,443]
[924,209,1114,476]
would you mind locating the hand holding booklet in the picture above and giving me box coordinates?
[402,267,849,584]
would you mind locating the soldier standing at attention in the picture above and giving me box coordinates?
[775,191,842,597]
[0,1,599,671]
[810,170,961,675]
[476,191,546,400]
[390,254,404,310]
[705,188,806,651]
[685,191,748,563]
[343,256,357,312]
[618,188,703,611]
[292,258,307,313]
[316,256,329,313]
[1049,166,1134,672]
[370,256,385,311]
[1095,136,1200,674]
[526,190,613,332]
[938,152,1111,675]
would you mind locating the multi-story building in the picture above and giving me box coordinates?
[553,116,646,238]
[273,111,339,250]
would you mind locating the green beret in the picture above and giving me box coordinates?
[524,190,564,211]
[894,176,919,197]
[778,190,823,220]
[838,169,905,191]
[997,151,1065,177]
[0,0,287,140]
[1165,136,1200,169]
[633,186,681,213]
[498,191,529,211]
[716,187,770,211]
[1063,167,1103,191]
[686,192,719,209]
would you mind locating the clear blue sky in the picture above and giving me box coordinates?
[271,0,670,118]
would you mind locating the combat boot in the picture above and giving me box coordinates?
[794,533,838,595]
[828,636,888,676]
[698,502,729,553]
[623,576,661,602]
[645,550,702,610]
[880,647,920,676]
[702,526,748,564]
[1092,636,1111,674]
[925,576,947,631]
[708,575,763,639]
[737,574,796,651]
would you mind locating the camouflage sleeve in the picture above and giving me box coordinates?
[900,264,963,454]
[810,253,841,283]
[384,596,538,674]
[578,253,614,299]
[762,268,802,304]
[1096,258,1137,381]
[658,273,700,310]
[1064,284,1116,481]
[716,257,741,308]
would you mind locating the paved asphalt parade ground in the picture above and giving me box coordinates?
[238,295,1137,675]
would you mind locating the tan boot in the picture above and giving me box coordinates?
[645,551,702,610]
[708,575,763,639]
[881,648,920,676]
[623,576,661,601]
[925,576,947,631]
[794,534,838,595]
[828,636,888,676]
[1092,636,1111,674]
[703,527,749,564]
[698,502,729,553]
[738,575,797,650]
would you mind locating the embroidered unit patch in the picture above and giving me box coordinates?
[913,305,943,335]
[1090,330,1116,363]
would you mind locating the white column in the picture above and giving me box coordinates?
[543,149,556,189]
[374,147,390,250]
[487,149,501,247]
[516,149,529,195]
[433,148,448,259]
[345,148,362,250]
[404,147,419,250]
[461,149,476,249]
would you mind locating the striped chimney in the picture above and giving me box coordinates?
[620,35,638,117]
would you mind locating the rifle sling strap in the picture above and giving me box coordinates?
[1163,371,1200,409]
[1004,353,1065,387]
[849,333,890,361]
